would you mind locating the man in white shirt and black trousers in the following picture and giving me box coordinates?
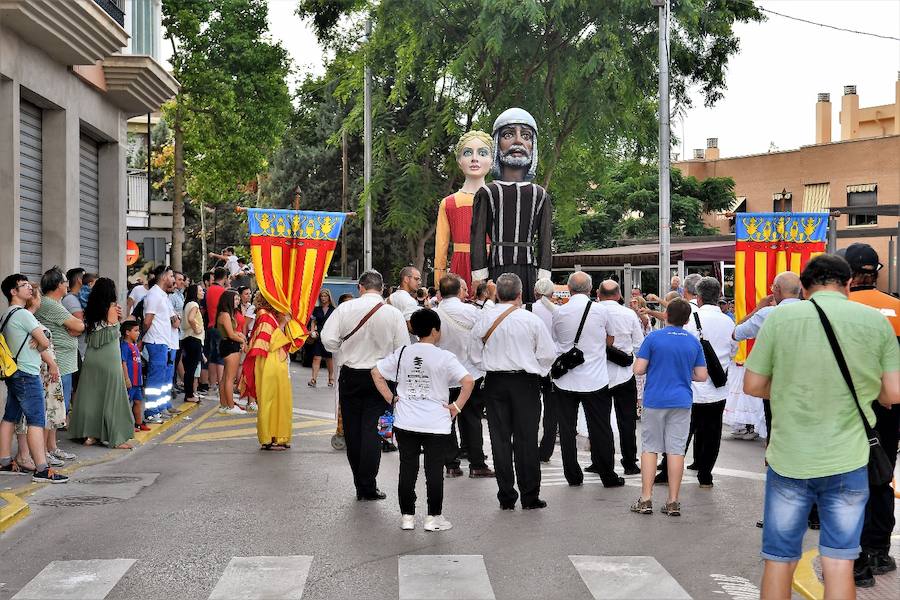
[435,275,495,479]
[552,272,625,488]
[321,270,409,501]
[470,273,556,509]
[673,276,736,488]
[596,280,645,475]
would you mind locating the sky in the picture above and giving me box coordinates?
[164,0,900,159]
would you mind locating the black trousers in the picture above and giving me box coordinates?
[860,401,900,552]
[610,377,638,469]
[690,400,726,484]
[396,428,448,516]
[488,264,537,303]
[446,381,488,469]
[338,366,385,497]
[483,372,542,506]
[555,386,615,484]
[538,376,557,461]
[180,337,203,398]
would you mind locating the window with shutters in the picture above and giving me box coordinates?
[847,187,877,227]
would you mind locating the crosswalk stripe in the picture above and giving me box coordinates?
[569,555,692,600]
[208,556,313,600]
[12,559,135,600]
[398,555,495,600]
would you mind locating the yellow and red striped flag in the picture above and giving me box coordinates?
[247,209,347,350]
[734,213,828,363]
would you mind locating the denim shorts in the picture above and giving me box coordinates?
[2,371,46,428]
[762,465,868,562]
[206,327,223,365]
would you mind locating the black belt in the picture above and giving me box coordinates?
[341,365,375,373]
[487,369,529,375]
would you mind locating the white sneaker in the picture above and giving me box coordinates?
[424,515,452,532]
[235,397,248,408]
[50,448,77,461]
[217,406,229,415]
[46,455,64,467]
[224,406,245,415]
[400,515,415,530]
[247,402,258,412]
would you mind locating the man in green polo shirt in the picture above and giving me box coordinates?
[744,254,899,600]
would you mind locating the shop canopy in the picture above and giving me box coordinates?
[553,240,735,270]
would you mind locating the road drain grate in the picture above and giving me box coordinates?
[37,496,122,507]
[77,476,143,485]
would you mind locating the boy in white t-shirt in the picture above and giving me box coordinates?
[372,308,474,532]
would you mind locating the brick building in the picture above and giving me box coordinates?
[675,76,900,293]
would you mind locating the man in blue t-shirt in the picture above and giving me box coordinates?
[630,298,706,517]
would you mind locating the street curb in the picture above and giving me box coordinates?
[0,401,198,532]
[792,548,824,600]
[132,401,200,445]
[0,492,30,532]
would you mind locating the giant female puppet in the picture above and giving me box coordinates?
[470,108,552,302]
[434,130,494,292]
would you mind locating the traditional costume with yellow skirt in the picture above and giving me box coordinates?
[241,309,293,448]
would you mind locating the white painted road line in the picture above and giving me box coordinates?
[570,555,692,600]
[399,555,496,600]
[12,559,135,600]
[208,556,313,600]
[293,408,335,420]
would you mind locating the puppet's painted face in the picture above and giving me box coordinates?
[457,137,492,179]
[498,124,534,168]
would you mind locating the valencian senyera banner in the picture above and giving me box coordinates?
[734,212,828,363]
[246,209,347,350]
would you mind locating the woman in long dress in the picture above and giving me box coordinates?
[68,278,134,449]
[240,294,292,450]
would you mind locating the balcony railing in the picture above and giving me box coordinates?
[127,170,149,216]
[94,0,125,27]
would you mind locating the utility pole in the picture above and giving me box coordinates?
[652,0,671,299]
[363,18,373,272]
[341,128,349,277]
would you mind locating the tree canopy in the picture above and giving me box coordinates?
[162,0,292,269]
[295,0,762,272]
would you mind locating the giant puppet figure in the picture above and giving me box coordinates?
[470,108,552,302]
[434,130,494,292]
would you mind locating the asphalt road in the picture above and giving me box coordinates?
[0,363,893,599]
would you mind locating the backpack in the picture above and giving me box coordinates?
[0,307,28,380]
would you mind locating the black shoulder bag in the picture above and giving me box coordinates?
[550,301,592,379]
[693,312,728,388]
[810,299,893,486]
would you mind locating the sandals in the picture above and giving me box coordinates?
[328,380,335,387]
[307,380,317,387]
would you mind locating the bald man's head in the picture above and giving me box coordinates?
[772,271,802,302]
[597,279,621,300]
[567,271,592,295]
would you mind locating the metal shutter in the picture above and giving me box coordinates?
[19,101,43,281]
[79,135,100,273]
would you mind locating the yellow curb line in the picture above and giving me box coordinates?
[178,418,331,443]
[131,401,200,445]
[792,548,824,600]
[0,491,30,532]
[175,429,333,444]
[0,401,199,530]
[164,403,220,444]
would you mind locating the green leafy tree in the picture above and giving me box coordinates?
[162,0,292,271]
[297,0,762,269]
[555,162,736,252]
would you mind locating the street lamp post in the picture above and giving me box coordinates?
[651,0,671,299]
[363,18,373,272]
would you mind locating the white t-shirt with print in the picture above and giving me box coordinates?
[376,342,468,435]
